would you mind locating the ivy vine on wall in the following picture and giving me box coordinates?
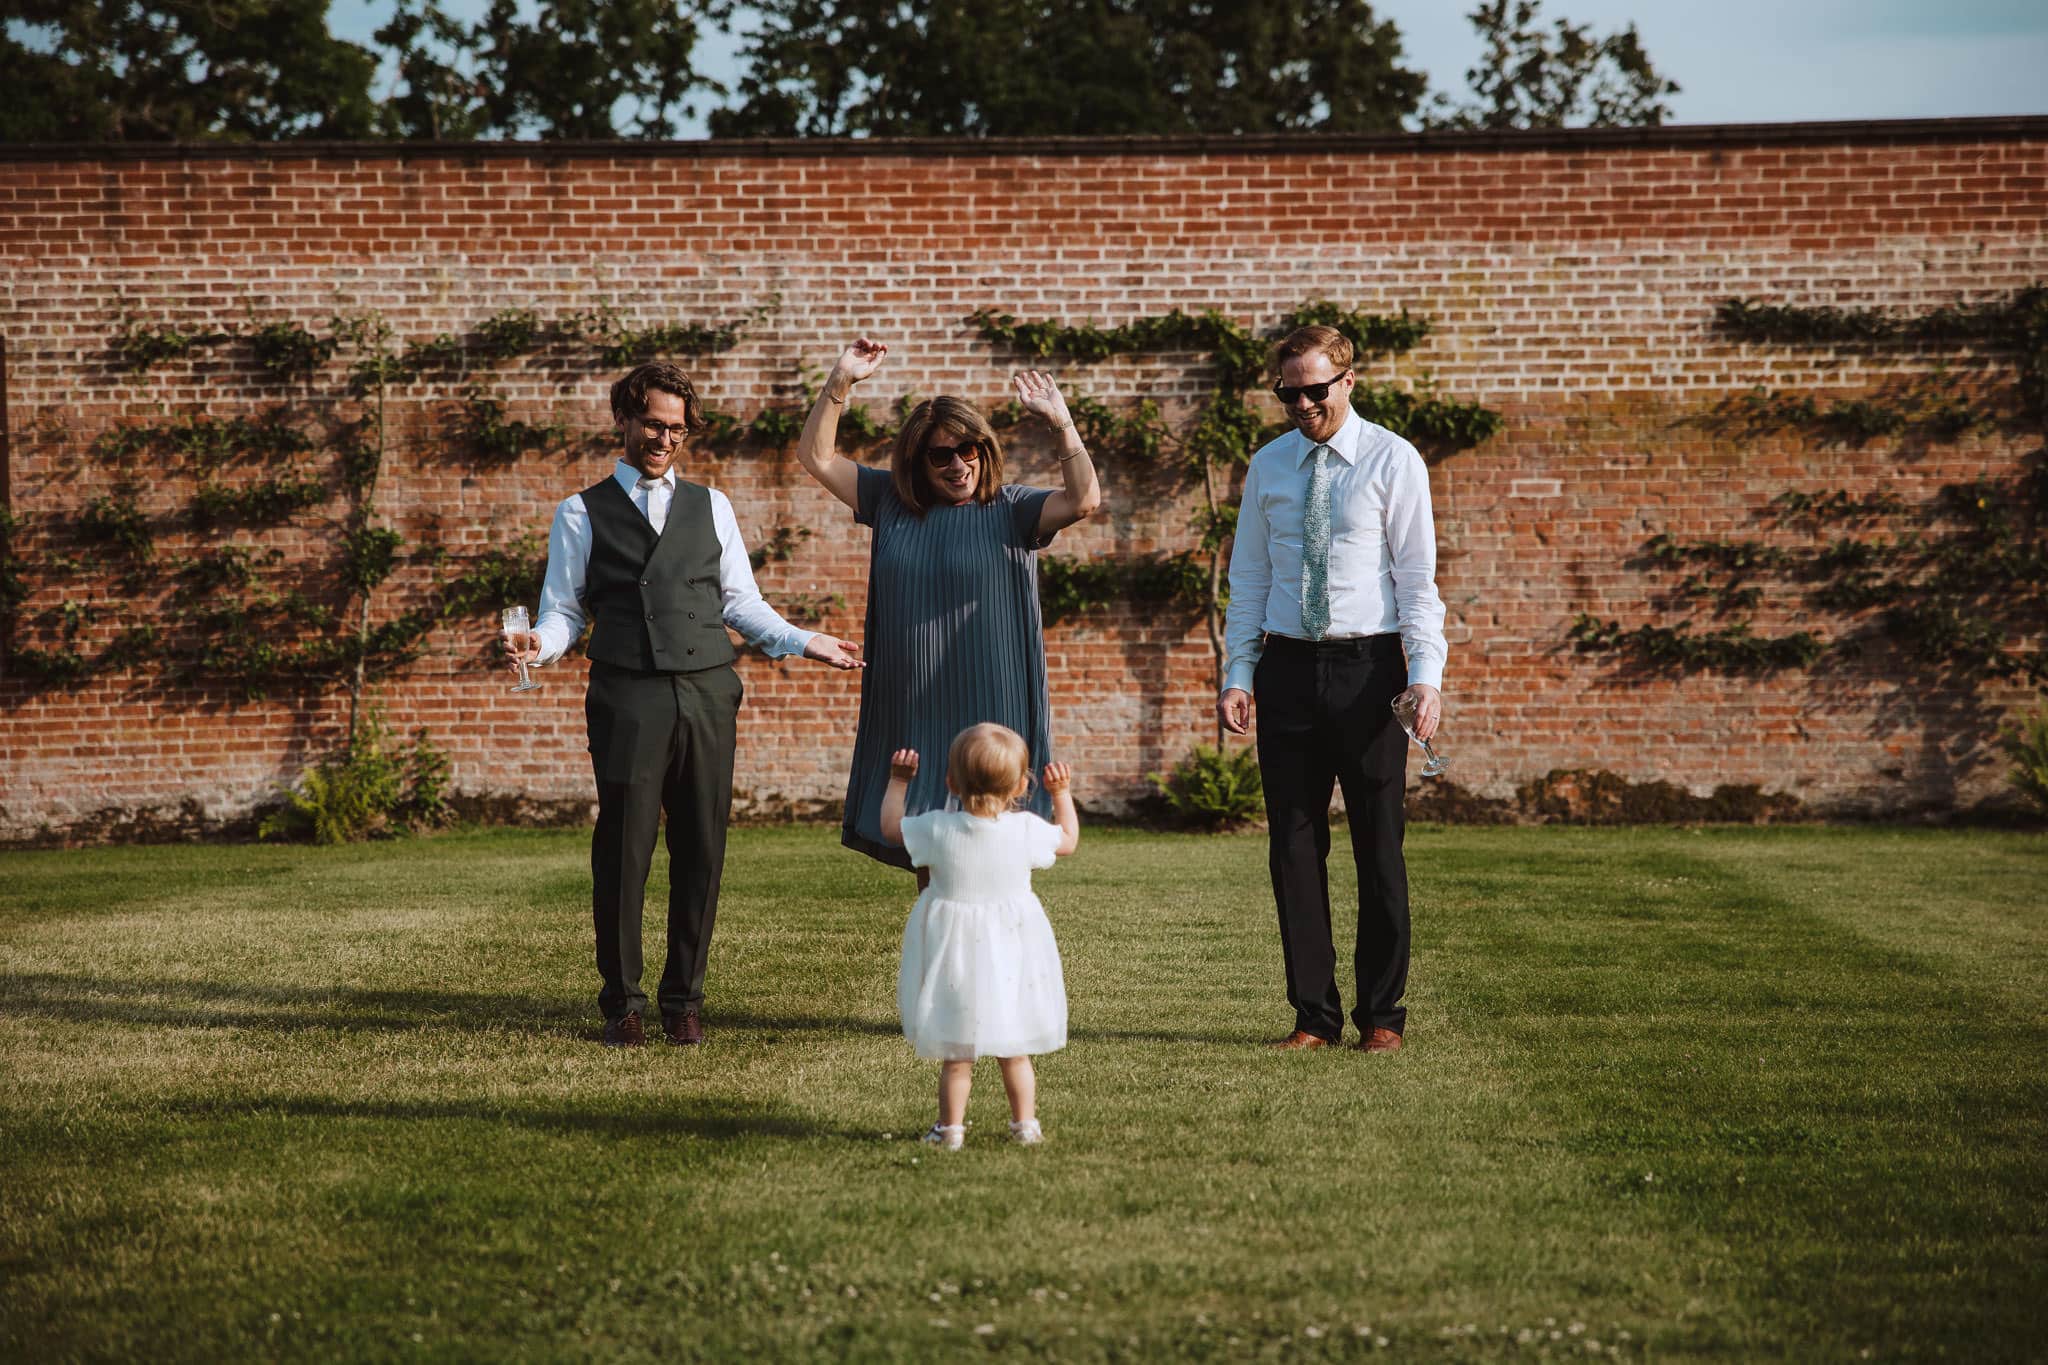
[7,303,782,754]
[1569,287,2047,703]
[972,299,1504,736]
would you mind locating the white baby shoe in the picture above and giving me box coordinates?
[1007,1118,1043,1145]
[921,1123,965,1151]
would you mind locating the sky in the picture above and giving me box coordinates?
[323,0,2048,135]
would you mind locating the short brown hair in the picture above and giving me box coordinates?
[890,396,1005,515]
[947,723,1032,817]
[1272,324,1355,376]
[609,361,705,432]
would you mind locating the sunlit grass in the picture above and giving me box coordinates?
[2,825,2043,1361]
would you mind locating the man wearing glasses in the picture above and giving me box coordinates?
[510,362,863,1047]
[1218,325,1447,1055]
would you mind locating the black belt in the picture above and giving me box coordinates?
[1262,632,1397,654]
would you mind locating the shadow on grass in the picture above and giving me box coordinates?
[145,1093,862,1143]
[0,971,584,1037]
[3,974,1260,1047]
[713,1010,1253,1046]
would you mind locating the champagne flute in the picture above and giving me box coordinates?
[501,605,541,693]
[1390,691,1447,777]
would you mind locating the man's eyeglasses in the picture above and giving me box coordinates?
[637,417,690,444]
[924,439,983,468]
[1272,371,1352,405]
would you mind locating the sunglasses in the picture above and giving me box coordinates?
[924,439,983,468]
[1272,370,1352,405]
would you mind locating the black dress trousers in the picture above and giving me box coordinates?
[586,659,743,1023]
[1253,632,1411,1042]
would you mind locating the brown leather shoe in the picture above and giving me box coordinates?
[602,1011,645,1048]
[661,1008,703,1046]
[1356,1027,1404,1053]
[1268,1030,1334,1050]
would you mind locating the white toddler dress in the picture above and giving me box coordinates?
[897,809,1068,1061]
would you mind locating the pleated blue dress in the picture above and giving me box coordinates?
[842,464,1059,870]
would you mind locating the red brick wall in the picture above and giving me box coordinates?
[4,122,2045,842]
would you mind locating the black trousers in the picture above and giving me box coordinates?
[1253,633,1411,1042]
[585,660,743,1023]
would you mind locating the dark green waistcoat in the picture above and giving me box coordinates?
[581,475,738,674]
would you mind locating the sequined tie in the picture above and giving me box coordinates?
[1300,443,1334,640]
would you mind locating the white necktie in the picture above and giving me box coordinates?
[637,477,669,535]
[1301,444,1333,640]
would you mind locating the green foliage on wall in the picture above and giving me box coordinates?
[974,297,1503,739]
[1572,288,2046,703]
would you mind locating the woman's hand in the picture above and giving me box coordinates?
[830,337,888,395]
[1024,368,1101,534]
[890,749,920,782]
[1012,369,1073,430]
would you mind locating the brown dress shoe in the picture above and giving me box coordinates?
[602,1011,645,1048]
[1356,1027,1404,1053]
[661,1008,703,1046]
[1268,1030,1333,1050]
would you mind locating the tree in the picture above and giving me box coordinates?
[709,0,1428,139]
[1428,0,1678,130]
[0,0,381,142]
[466,0,717,139]
[3,0,722,144]
[371,0,493,142]
[371,0,724,141]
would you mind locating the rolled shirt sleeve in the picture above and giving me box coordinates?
[1221,457,1271,697]
[1385,447,1447,690]
[710,488,815,660]
[532,494,590,667]
[529,481,815,666]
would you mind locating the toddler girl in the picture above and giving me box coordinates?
[880,722,1079,1148]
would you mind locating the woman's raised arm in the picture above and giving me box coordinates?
[794,337,888,512]
[1015,370,1102,535]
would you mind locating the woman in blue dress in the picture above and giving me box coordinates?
[795,337,1102,879]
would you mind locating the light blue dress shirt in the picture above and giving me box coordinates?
[1222,411,1448,695]
[531,461,814,666]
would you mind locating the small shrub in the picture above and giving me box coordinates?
[260,708,450,844]
[1149,743,1264,828]
[2000,703,2048,816]
[401,726,453,829]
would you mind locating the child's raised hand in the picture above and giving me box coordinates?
[1041,761,1072,794]
[889,748,920,782]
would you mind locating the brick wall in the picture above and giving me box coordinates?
[3,121,2045,843]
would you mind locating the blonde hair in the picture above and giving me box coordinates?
[947,723,1031,818]
[890,396,1005,514]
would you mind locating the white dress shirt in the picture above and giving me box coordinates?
[1222,411,1447,694]
[531,461,814,665]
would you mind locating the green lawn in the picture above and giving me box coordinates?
[2,825,2043,1362]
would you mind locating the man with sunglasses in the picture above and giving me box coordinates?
[505,362,864,1048]
[1218,325,1447,1055]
